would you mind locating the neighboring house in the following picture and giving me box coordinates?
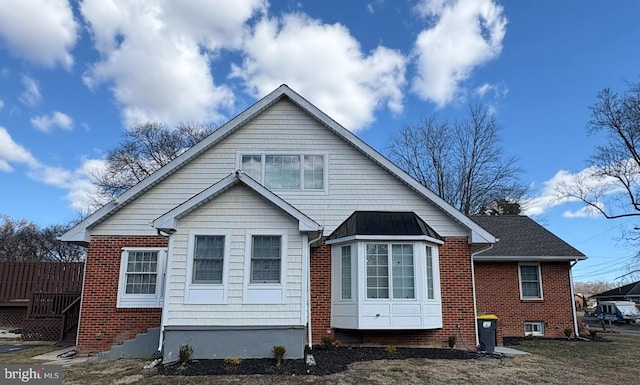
[470,215,586,339]
[61,85,584,360]
[591,281,640,304]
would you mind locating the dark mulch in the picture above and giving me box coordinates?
[158,346,481,376]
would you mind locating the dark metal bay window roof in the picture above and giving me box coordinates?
[328,211,443,241]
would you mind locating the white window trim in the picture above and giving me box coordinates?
[337,244,355,302]
[243,229,288,304]
[236,151,329,194]
[117,247,167,308]
[518,263,544,300]
[184,230,230,304]
[364,242,417,301]
[524,321,545,336]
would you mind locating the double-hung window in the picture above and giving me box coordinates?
[192,235,224,283]
[250,235,282,283]
[366,243,415,299]
[117,248,166,308]
[519,264,543,299]
[240,153,326,192]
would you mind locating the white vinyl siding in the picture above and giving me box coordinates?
[91,99,467,239]
[117,248,166,308]
[164,184,303,326]
[519,264,543,300]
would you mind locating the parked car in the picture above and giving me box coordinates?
[591,301,640,323]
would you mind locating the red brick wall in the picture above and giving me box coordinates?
[310,237,478,349]
[474,261,574,339]
[77,236,167,354]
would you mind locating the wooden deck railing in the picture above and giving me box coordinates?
[27,292,81,319]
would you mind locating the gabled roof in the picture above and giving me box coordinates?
[591,281,640,299]
[327,211,443,244]
[153,171,322,233]
[469,215,586,261]
[61,84,496,244]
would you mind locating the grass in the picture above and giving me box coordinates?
[2,335,640,384]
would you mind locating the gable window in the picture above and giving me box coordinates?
[193,235,224,283]
[366,243,415,299]
[251,235,282,283]
[524,322,544,336]
[117,248,166,308]
[519,264,543,299]
[239,153,326,192]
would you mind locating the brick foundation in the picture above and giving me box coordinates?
[310,237,478,349]
[77,236,166,354]
[475,261,574,338]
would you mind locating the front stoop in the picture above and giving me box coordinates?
[99,328,161,359]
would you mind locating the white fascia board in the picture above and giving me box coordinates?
[325,235,445,245]
[153,171,322,233]
[283,88,496,245]
[473,255,588,262]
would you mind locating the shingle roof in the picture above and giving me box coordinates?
[328,211,443,241]
[591,281,640,298]
[469,215,586,260]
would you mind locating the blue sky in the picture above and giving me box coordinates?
[0,0,639,283]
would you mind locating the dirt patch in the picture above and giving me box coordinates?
[159,346,481,376]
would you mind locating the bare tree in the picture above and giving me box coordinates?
[0,215,84,262]
[555,80,640,220]
[388,104,526,215]
[91,122,216,203]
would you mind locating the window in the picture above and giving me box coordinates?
[524,322,544,336]
[341,245,352,300]
[366,243,415,299]
[117,248,166,308]
[519,264,543,299]
[425,246,434,300]
[240,153,326,191]
[251,235,282,283]
[192,235,224,283]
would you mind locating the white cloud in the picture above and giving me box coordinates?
[80,0,266,127]
[523,168,620,217]
[411,0,507,107]
[0,0,78,69]
[30,111,73,133]
[0,126,39,171]
[231,12,407,131]
[0,99,4,110]
[18,75,42,107]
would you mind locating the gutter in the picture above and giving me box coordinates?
[307,229,324,351]
[569,260,580,338]
[471,243,495,348]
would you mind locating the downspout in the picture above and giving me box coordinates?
[156,229,174,353]
[471,243,495,348]
[307,229,324,351]
[569,260,580,338]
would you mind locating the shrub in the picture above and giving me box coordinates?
[320,335,340,349]
[564,328,572,339]
[272,345,286,366]
[448,335,457,349]
[178,344,193,364]
[385,345,397,354]
[224,357,243,365]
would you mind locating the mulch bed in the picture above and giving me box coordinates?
[158,346,482,376]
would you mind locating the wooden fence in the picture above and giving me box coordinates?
[0,262,84,305]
